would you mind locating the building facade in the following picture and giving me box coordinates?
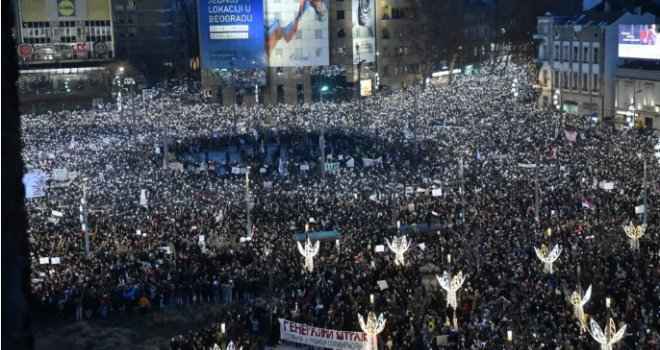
[615,63,660,132]
[111,0,195,81]
[534,5,655,121]
[204,0,426,106]
[14,0,116,111]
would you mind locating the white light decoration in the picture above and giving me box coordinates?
[358,311,386,350]
[570,285,592,333]
[436,270,466,329]
[385,235,412,266]
[622,221,646,251]
[534,244,562,274]
[297,236,320,272]
[210,341,242,350]
[588,318,626,350]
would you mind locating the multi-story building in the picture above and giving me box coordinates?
[111,0,195,81]
[615,61,660,132]
[14,0,116,111]
[205,0,426,106]
[534,3,655,120]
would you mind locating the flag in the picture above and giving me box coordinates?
[635,205,645,214]
[581,198,594,209]
[475,149,481,161]
[548,145,557,160]
[564,130,577,143]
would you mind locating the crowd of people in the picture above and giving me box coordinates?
[22,62,660,350]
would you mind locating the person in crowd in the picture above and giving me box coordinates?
[22,61,659,350]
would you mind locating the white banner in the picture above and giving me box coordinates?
[279,319,368,350]
[432,188,443,197]
[140,189,148,207]
[23,170,49,199]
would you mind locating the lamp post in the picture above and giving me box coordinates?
[320,85,329,178]
[358,311,386,350]
[436,270,466,329]
[385,235,411,266]
[245,166,252,237]
[534,243,562,274]
[79,180,90,257]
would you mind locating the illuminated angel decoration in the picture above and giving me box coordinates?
[385,235,412,266]
[569,285,592,333]
[436,270,466,329]
[358,311,386,350]
[588,318,626,350]
[297,236,320,272]
[622,222,646,251]
[534,244,562,274]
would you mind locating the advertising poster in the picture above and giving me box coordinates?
[352,0,375,64]
[618,24,660,60]
[265,0,329,67]
[198,0,267,70]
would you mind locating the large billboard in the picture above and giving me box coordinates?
[265,0,329,67]
[352,0,375,64]
[198,0,266,70]
[618,24,660,60]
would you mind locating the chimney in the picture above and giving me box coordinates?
[604,0,611,13]
[634,6,642,15]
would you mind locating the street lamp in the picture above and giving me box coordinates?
[534,243,562,274]
[358,311,386,350]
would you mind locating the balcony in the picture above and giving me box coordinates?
[532,33,547,40]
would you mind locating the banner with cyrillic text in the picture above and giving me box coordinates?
[279,319,368,350]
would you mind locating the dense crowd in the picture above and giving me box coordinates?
[23,63,660,350]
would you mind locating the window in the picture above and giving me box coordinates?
[276,85,285,104]
[583,47,589,63]
[583,73,588,91]
[572,72,578,89]
[315,29,322,39]
[553,71,559,87]
[295,29,302,39]
[337,10,345,20]
[562,72,568,88]
[382,28,390,39]
[593,74,599,91]
[554,44,559,60]
[573,46,578,61]
[542,70,549,86]
[296,83,304,105]
[337,28,345,38]
[593,47,599,64]
[391,8,404,19]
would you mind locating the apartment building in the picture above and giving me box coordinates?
[534,5,655,120]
